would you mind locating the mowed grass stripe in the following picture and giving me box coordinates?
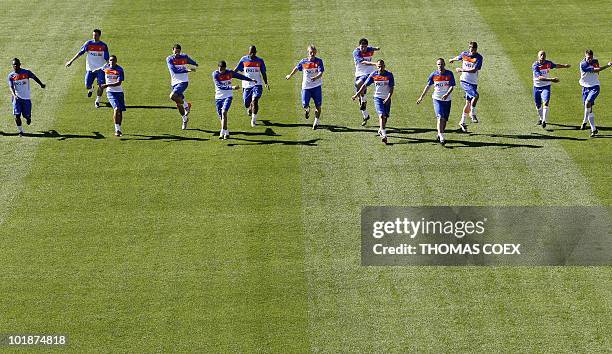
[1,1,311,351]
[472,1,612,350]
[447,2,599,206]
[473,0,611,205]
[290,0,608,351]
[0,1,114,225]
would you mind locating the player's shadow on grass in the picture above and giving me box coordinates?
[226,137,320,147]
[389,135,541,149]
[547,123,611,131]
[0,130,105,140]
[475,132,587,142]
[122,134,208,142]
[385,135,437,146]
[443,139,542,149]
[259,120,436,135]
[193,127,317,146]
[192,128,281,137]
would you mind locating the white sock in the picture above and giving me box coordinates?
[182,115,188,123]
[381,129,387,138]
[252,113,257,120]
[95,95,101,103]
[470,106,477,117]
[542,107,549,123]
[17,125,24,133]
[88,88,93,93]
[224,129,229,135]
[588,113,595,130]
[114,123,121,131]
[460,113,467,124]
[183,101,189,109]
[439,133,445,141]
[537,107,543,119]
[361,110,369,118]
[314,117,320,125]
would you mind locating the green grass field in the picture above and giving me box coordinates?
[0,0,610,352]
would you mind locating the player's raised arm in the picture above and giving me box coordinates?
[591,62,612,73]
[448,54,461,64]
[232,71,256,82]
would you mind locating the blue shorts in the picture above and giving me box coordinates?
[302,86,322,108]
[243,85,263,107]
[12,97,32,118]
[107,91,126,112]
[461,81,478,101]
[171,82,189,99]
[433,99,451,120]
[85,69,105,89]
[216,97,233,117]
[582,85,600,105]
[533,86,551,107]
[355,75,368,94]
[373,97,391,117]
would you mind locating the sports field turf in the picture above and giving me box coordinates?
[0,0,610,351]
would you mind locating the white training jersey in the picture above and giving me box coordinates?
[579,59,601,88]
[455,51,483,85]
[353,47,377,77]
[78,40,109,72]
[103,64,124,93]
[7,69,33,99]
[296,57,324,90]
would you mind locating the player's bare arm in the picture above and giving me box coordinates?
[593,62,612,73]
[65,52,82,67]
[416,84,431,104]
[311,72,323,81]
[285,67,298,80]
[456,67,478,74]
[441,86,453,100]
[383,87,393,104]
